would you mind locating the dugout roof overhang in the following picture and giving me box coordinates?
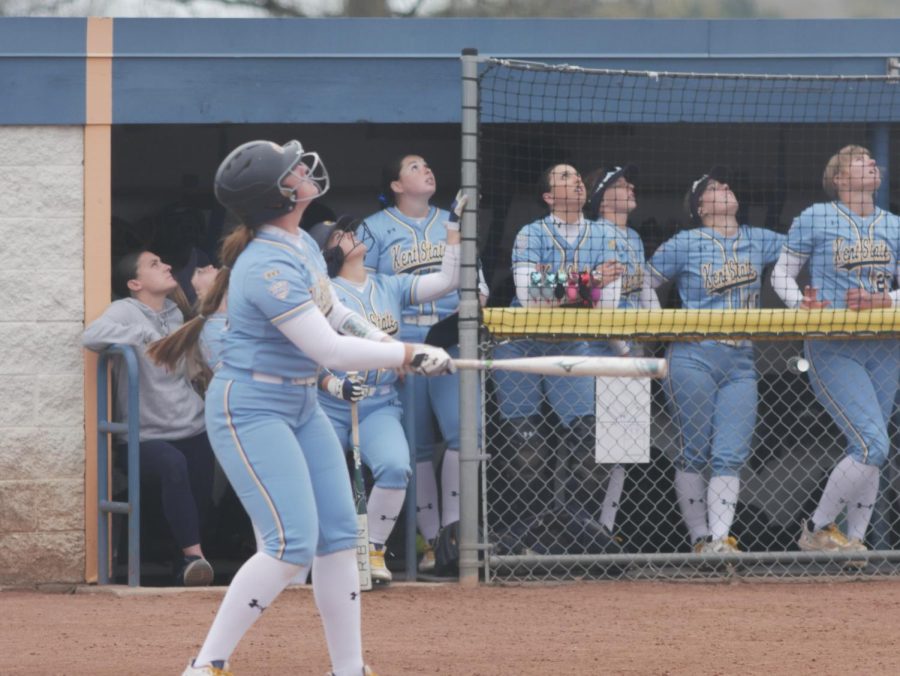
[3,17,900,126]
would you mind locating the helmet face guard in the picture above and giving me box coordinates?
[282,140,330,203]
[307,215,369,277]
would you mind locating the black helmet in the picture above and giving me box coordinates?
[307,214,367,277]
[214,140,329,227]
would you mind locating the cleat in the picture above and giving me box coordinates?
[797,520,853,552]
[844,537,869,569]
[692,536,711,554]
[182,659,232,675]
[418,542,436,573]
[179,556,214,587]
[369,545,392,585]
[699,535,741,554]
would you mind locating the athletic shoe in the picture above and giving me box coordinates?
[326,666,378,675]
[418,542,436,573]
[692,536,711,554]
[797,520,853,552]
[699,536,740,554]
[843,537,869,569]
[369,544,392,585]
[182,659,232,675]
[178,556,214,587]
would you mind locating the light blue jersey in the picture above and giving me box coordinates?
[206,225,358,566]
[324,273,417,390]
[222,227,333,379]
[785,201,900,468]
[784,201,900,308]
[651,224,784,478]
[363,206,459,337]
[495,215,599,426]
[199,311,227,371]
[649,225,785,310]
[317,272,424,493]
[512,215,617,275]
[590,219,648,309]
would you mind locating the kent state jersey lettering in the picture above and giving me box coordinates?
[649,225,785,309]
[328,273,418,389]
[784,201,900,308]
[363,206,459,323]
[591,219,648,309]
[513,216,616,276]
[222,228,333,379]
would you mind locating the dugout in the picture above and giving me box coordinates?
[2,16,900,585]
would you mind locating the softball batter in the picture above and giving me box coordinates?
[649,168,785,554]
[152,139,453,676]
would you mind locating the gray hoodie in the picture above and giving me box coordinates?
[83,297,206,442]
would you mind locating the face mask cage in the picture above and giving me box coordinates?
[278,141,332,204]
[323,218,370,277]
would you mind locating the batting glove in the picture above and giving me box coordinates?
[407,344,456,376]
[326,375,368,402]
[446,189,468,231]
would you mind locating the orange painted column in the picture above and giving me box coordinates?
[83,17,113,584]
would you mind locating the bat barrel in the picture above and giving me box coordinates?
[452,356,667,378]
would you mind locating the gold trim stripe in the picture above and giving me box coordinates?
[84,16,114,585]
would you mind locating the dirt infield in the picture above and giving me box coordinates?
[4,579,900,675]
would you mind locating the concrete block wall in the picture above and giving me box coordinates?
[0,126,85,584]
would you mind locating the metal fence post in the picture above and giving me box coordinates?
[459,46,481,586]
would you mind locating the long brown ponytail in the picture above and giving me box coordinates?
[148,225,255,378]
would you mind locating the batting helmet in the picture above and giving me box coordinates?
[306,214,369,277]
[214,139,330,227]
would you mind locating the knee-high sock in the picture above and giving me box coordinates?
[440,449,461,527]
[367,486,407,546]
[674,469,709,544]
[707,475,740,541]
[194,553,305,668]
[812,455,880,532]
[312,549,364,676]
[846,464,880,541]
[416,460,440,541]
[599,464,626,532]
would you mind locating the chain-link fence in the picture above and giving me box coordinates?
[462,56,900,582]
[481,337,900,580]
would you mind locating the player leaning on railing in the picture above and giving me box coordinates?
[491,163,625,549]
[648,167,785,555]
[84,250,217,587]
[581,163,660,541]
[772,145,900,557]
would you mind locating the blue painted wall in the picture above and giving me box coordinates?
[0,18,85,124]
[2,17,900,125]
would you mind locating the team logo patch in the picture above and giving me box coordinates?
[311,276,333,314]
[267,280,290,300]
